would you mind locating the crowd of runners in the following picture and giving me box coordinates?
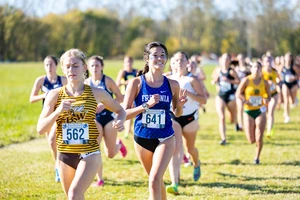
[30,42,300,199]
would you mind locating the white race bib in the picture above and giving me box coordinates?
[249,96,262,106]
[285,75,294,83]
[270,83,276,92]
[62,123,89,145]
[142,109,166,129]
[260,106,267,113]
[220,81,231,92]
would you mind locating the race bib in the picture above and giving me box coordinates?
[229,94,235,101]
[220,81,231,92]
[142,109,165,128]
[62,123,89,145]
[270,83,276,92]
[249,96,262,106]
[260,106,267,113]
[285,75,294,83]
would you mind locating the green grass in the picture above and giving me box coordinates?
[0,61,300,199]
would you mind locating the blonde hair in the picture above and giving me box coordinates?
[60,49,87,66]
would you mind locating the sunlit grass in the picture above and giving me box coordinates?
[0,61,299,199]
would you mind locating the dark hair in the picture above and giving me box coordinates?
[87,55,104,78]
[84,69,89,79]
[136,41,168,76]
[252,60,262,68]
[230,60,239,66]
[88,55,104,66]
[44,55,58,65]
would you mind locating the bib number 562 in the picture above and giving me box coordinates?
[62,123,89,145]
[66,128,85,140]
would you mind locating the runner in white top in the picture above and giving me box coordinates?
[166,51,207,195]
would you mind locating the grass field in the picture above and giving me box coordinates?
[0,61,300,199]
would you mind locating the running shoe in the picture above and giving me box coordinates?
[184,161,193,167]
[183,154,193,167]
[119,139,127,158]
[182,154,189,165]
[235,124,243,132]
[219,140,227,146]
[254,159,260,165]
[92,180,104,187]
[55,168,60,182]
[166,184,179,195]
[284,116,290,124]
[266,128,274,138]
[290,98,298,108]
[193,161,201,181]
[235,124,239,132]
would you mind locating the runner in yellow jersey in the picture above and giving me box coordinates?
[236,61,271,164]
[37,49,126,199]
[262,55,280,137]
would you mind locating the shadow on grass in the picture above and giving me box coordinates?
[177,191,204,197]
[104,180,147,187]
[112,159,140,165]
[198,182,300,194]
[275,122,300,128]
[200,134,246,142]
[264,141,300,146]
[173,177,300,196]
[278,161,300,166]
[203,159,300,166]
[203,159,252,166]
[217,172,300,181]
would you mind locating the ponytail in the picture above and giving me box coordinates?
[137,63,149,76]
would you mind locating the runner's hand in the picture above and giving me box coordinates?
[112,119,125,132]
[56,99,76,114]
[147,94,160,108]
[96,103,105,114]
[178,89,188,107]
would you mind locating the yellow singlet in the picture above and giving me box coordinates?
[55,85,99,153]
[244,75,268,111]
[262,68,278,95]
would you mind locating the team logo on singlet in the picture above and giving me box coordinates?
[142,94,170,103]
[66,105,87,123]
[269,76,272,80]
[254,89,260,95]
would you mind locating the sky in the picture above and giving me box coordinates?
[0,0,239,20]
[1,0,299,20]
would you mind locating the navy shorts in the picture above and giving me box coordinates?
[218,93,236,104]
[95,109,115,127]
[134,134,174,153]
[171,110,198,128]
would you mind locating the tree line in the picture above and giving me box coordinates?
[0,0,299,61]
